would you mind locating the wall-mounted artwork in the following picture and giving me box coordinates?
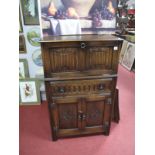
[19,7,23,33]
[19,59,29,79]
[19,34,27,53]
[32,49,43,66]
[119,40,128,63]
[27,27,41,46]
[20,0,40,25]
[40,0,117,36]
[122,42,135,71]
[19,78,41,105]
[22,26,42,77]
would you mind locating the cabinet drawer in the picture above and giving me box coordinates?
[49,78,114,97]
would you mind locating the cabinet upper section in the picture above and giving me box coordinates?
[40,35,123,79]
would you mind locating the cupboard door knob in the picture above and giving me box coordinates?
[81,42,86,48]
[78,111,83,120]
[82,114,86,120]
[78,111,86,120]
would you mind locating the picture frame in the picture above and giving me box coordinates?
[19,6,23,33]
[19,59,29,79]
[26,27,41,47]
[19,78,41,105]
[119,40,128,63]
[19,34,27,53]
[20,0,39,25]
[122,42,135,71]
[40,0,117,36]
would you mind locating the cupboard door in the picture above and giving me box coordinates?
[85,100,105,127]
[81,96,113,135]
[86,47,119,72]
[58,103,78,129]
[50,97,82,139]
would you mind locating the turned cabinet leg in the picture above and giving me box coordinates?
[112,88,120,123]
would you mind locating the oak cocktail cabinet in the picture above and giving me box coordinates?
[40,35,123,141]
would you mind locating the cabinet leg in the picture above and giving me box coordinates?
[51,128,58,141]
[52,135,57,141]
[103,121,110,135]
[112,88,120,123]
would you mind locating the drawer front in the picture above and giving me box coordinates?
[48,46,119,73]
[49,78,114,97]
[41,41,121,78]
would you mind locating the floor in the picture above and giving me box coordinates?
[19,65,135,155]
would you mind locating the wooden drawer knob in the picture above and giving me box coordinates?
[58,87,65,93]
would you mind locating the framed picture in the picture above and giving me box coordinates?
[20,0,39,25]
[19,59,29,79]
[122,42,135,71]
[19,6,23,33]
[19,34,27,53]
[26,27,41,47]
[40,0,117,36]
[119,40,128,63]
[19,78,41,105]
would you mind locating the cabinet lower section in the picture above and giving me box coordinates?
[48,91,118,141]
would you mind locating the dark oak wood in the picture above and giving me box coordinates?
[112,88,120,123]
[40,34,123,141]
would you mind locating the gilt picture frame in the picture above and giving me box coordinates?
[20,0,39,25]
[19,59,29,79]
[19,78,41,105]
[122,42,135,71]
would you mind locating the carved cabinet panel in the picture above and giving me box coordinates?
[85,100,105,127]
[58,103,78,129]
[49,47,83,72]
[86,47,112,70]
[80,96,112,135]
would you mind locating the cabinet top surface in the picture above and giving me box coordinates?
[40,34,123,43]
